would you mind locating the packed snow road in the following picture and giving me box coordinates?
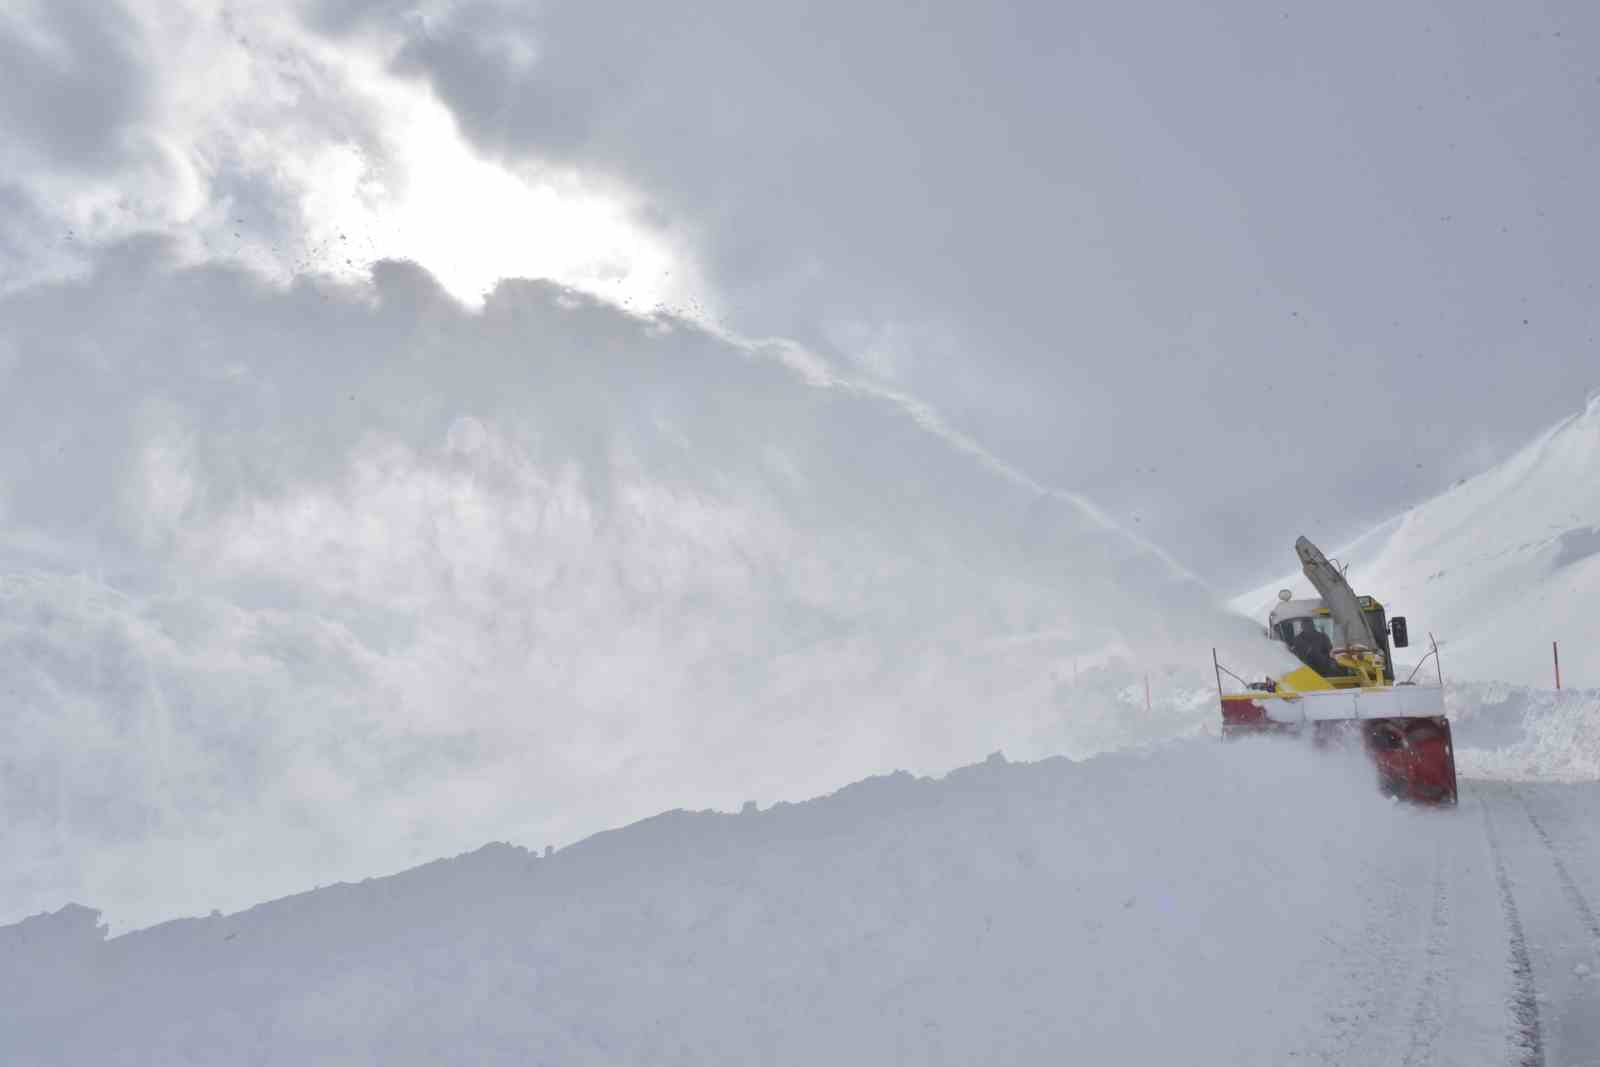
[2,743,1597,1066]
[1301,779,1600,1067]
[1463,781,1599,1067]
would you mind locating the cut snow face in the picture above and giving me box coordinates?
[0,740,1476,1067]
[1450,682,1600,782]
[0,245,1289,931]
[1235,394,1600,688]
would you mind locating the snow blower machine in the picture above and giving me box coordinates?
[1216,536,1458,805]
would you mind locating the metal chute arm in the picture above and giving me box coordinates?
[1295,535,1386,685]
[1294,536,1375,652]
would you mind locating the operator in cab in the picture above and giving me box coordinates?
[1283,618,1343,677]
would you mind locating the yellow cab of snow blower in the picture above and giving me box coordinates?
[1217,536,1458,805]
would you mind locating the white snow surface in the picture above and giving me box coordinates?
[2,738,1552,1067]
[1236,393,1600,688]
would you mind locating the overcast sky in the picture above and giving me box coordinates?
[324,0,1600,583]
[2,0,1594,927]
[7,0,1598,584]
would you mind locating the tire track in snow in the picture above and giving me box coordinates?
[1401,838,1450,1067]
[1479,793,1544,1067]
[1514,786,1600,944]
[1310,827,1453,1067]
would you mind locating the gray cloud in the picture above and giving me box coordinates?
[0,0,409,297]
[0,0,149,172]
[325,0,1600,583]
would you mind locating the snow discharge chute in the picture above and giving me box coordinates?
[1217,536,1458,805]
[1295,536,1374,653]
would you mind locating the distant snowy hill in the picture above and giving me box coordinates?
[1235,394,1600,687]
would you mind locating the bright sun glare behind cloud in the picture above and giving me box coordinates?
[291,47,704,315]
[3,0,707,320]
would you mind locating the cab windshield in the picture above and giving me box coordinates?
[1275,616,1335,645]
[1274,611,1395,682]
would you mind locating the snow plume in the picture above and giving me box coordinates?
[1,741,1430,1066]
[1235,393,1600,687]
[0,243,1279,930]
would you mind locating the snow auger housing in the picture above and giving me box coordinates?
[1218,536,1458,805]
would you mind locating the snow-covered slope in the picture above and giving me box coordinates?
[0,740,1506,1067]
[1236,394,1600,687]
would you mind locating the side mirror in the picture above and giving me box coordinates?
[1390,616,1409,648]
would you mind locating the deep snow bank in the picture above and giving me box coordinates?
[2,739,1444,1066]
[1449,682,1600,782]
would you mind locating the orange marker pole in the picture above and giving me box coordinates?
[1553,641,1562,691]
